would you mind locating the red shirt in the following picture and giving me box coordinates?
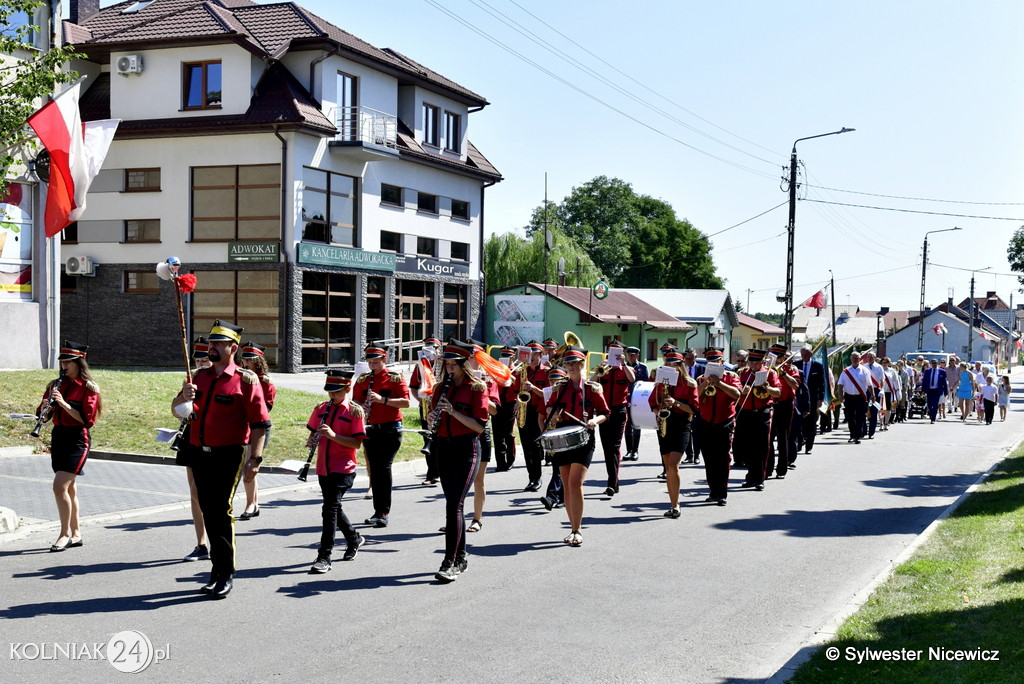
[258,375,276,411]
[647,377,699,416]
[598,366,631,407]
[353,368,410,424]
[527,365,549,410]
[186,361,271,447]
[308,400,365,476]
[431,377,490,438]
[545,380,610,426]
[698,372,742,424]
[737,367,781,411]
[777,364,799,402]
[41,376,100,428]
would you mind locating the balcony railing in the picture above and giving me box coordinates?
[331,106,397,150]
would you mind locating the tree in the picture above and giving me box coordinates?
[1,0,80,197]
[484,224,603,293]
[1007,224,1024,291]
[526,176,724,289]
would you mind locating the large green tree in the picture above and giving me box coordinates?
[484,220,603,292]
[527,176,724,289]
[1,0,80,196]
[1007,224,1024,291]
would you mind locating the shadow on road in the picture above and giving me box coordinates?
[711,504,947,537]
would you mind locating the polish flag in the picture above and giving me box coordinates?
[801,289,827,309]
[932,323,948,336]
[26,83,119,237]
[1016,339,1022,350]
[978,331,989,340]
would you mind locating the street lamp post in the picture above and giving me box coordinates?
[917,227,962,350]
[784,127,855,347]
[967,267,991,361]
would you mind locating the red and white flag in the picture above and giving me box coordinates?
[26,83,119,238]
[932,323,948,336]
[978,331,989,340]
[1016,339,1022,350]
[801,289,827,309]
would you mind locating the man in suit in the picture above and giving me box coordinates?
[922,358,948,423]
[792,344,826,459]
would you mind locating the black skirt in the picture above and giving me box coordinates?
[656,412,692,454]
[553,430,596,468]
[50,425,90,475]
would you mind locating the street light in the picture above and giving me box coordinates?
[784,127,855,347]
[917,227,962,349]
[967,266,992,361]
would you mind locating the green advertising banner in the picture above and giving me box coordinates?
[297,243,396,272]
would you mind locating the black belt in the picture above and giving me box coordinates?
[199,445,244,453]
[367,421,402,430]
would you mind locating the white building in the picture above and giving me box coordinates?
[53,0,501,369]
[618,289,737,356]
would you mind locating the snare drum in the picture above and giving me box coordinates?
[629,381,659,430]
[539,425,590,453]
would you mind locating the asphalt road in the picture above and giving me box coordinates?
[1,386,1021,682]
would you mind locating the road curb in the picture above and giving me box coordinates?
[766,436,1023,683]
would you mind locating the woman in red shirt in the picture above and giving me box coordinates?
[41,341,102,552]
[306,369,366,574]
[239,342,276,520]
[429,340,490,582]
[543,347,609,547]
[649,351,698,518]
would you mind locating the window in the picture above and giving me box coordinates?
[0,183,33,302]
[451,199,469,221]
[380,184,402,207]
[183,61,222,109]
[194,270,280,366]
[444,111,460,152]
[450,241,469,261]
[192,164,279,241]
[301,168,358,246]
[422,103,439,147]
[646,339,657,362]
[336,72,358,141]
[7,9,37,47]
[301,271,355,366]
[395,280,435,362]
[365,276,386,348]
[61,222,78,244]
[380,231,401,253]
[125,168,160,192]
[417,237,436,257]
[124,219,160,242]
[417,192,437,214]
[124,271,160,293]
[442,284,467,342]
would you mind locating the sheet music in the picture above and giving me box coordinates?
[655,366,679,386]
[543,386,554,404]
[705,362,725,378]
[754,370,768,387]
[606,347,624,367]
[763,352,778,368]
[353,361,370,377]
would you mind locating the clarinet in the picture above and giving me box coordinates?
[30,369,66,438]
[169,416,189,452]
[421,372,454,456]
[298,406,330,482]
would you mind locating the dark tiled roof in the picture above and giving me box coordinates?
[65,0,487,105]
[492,283,692,330]
[395,120,501,182]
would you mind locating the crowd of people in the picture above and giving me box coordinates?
[35,325,1013,596]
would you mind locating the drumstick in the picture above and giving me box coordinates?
[558,411,589,428]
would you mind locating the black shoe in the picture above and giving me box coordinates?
[211,577,233,599]
[664,508,681,518]
[740,481,754,488]
[364,515,383,526]
[455,557,468,574]
[657,471,667,480]
[238,505,259,520]
[183,545,210,562]
[310,557,331,574]
[789,462,798,469]
[374,516,389,528]
[754,483,765,491]
[717,498,727,506]
[342,535,365,561]
[704,496,717,503]
[523,481,541,492]
[435,562,458,583]
[604,486,616,497]
[539,495,554,511]
[552,501,564,509]
[67,538,83,548]
[776,474,786,480]
[199,577,217,594]
[853,439,861,444]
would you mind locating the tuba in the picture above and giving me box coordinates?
[549,330,582,367]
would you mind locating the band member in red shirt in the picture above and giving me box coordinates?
[410,337,441,485]
[40,341,102,552]
[173,320,270,599]
[543,346,608,547]
[307,369,366,574]
[492,346,519,472]
[592,341,635,497]
[353,345,411,528]
[734,348,781,491]
[696,348,741,506]
[239,341,275,521]
[766,342,799,481]
[649,351,698,517]
[429,340,489,582]
[517,341,549,492]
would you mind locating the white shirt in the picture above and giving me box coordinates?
[863,362,885,389]
[883,368,901,401]
[838,364,873,398]
[981,383,998,402]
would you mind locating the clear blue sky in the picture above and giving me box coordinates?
[116,1,1024,314]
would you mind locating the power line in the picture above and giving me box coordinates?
[749,265,918,292]
[801,198,1024,222]
[804,184,1024,206]
[930,263,1022,277]
[706,201,787,237]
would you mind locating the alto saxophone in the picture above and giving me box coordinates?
[656,382,671,437]
[516,362,530,428]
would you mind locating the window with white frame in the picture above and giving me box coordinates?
[444,111,460,152]
[422,103,439,147]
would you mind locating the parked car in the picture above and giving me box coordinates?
[906,350,952,365]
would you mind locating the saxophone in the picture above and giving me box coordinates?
[656,382,671,437]
[516,362,530,428]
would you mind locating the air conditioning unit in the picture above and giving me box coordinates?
[115,54,143,76]
[65,256,96,276]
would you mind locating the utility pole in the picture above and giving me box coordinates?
[968,273,975,361]
[918,227,961,350]
[829,270,837,346]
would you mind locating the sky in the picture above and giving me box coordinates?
[101,1,1024,316]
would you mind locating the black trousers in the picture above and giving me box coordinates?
[734,408,772,486]
[492,401,517,470]
[365,422,402,517]
[701,419,734,500]
[191,445,245,581]
[599,405,628,489]
[685,415,702,461]
[435,434,480,565]
[845,395,867,441]
[517,406,543,484]
[984,398,995,424]
[624,405,642,455]
[768,400,794,477]
[318,471,358,558]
